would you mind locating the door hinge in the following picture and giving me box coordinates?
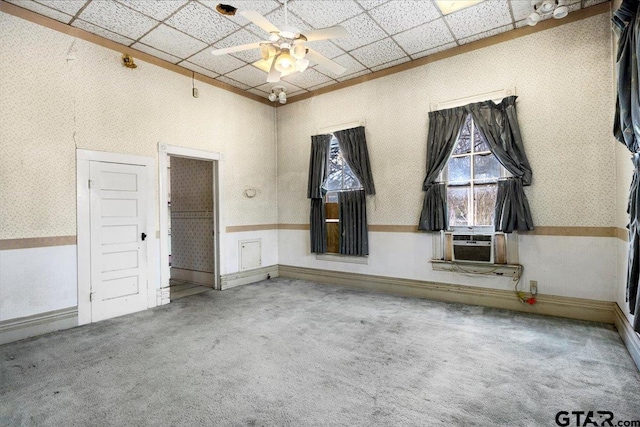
[89,292,95,302]
[88,179,95,189]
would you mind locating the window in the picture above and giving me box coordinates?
[322,136,363,253]
[442,115,507,229]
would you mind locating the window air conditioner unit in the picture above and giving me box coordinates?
[441,231,510,265]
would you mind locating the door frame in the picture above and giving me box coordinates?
[77,149,156,326]
[158,143,224,301]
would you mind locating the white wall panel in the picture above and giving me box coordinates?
[279,230,616,302]
[0,245,77,320]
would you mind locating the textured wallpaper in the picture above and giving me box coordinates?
[0,12,277,240]
[170,156,214,273]
[277,13,617,228]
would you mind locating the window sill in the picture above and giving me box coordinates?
[316,253,369,265]
[430,259,521,278]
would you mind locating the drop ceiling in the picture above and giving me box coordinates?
[3,0,609,100]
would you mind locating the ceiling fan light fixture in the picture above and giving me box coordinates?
[553,5,569,19]
[526,12,541,26]
[539,0,555,13]
[275,50,294,72]
[291,44,306,60]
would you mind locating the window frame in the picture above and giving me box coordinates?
[440,115,509,232]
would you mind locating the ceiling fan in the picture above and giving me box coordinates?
[212,1,350,83]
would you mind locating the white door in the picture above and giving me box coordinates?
[89,161,149,322]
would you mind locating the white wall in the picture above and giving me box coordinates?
[0,13,277,320]
[277,12,618,302]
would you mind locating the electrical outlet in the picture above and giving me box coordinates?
[530,280,538,295]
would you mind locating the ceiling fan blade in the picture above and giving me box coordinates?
[239,10,280,35]
[305,49,346,75]
[303,25,350,42]
[267,56,281,83]
[211,42,262,56]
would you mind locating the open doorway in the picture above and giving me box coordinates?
[159,144,222,305]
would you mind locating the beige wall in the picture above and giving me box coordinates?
[0,12,277,240]
[277,12,618,302]
[278,13,615,229]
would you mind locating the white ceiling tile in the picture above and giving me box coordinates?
[78,0,157,40]
[332,13,387,51]
[305,40,345,59]
[246,6,309,38]
[368,0,441,35]
[5,0,73,23]
[458,24,512,45]
[256,81,305,94]
[73,19,135,46]
[283,68,333,89]
[337,69,371,82]
[189,49,247,75]
[392,18,454,55]
[350,38,406,68]
[411,41,457,60]
[216,75,252,90]
[179,61,220,79]
[248,88,270,99]
[225,65,269,87]
[445,1,512,40]
[307,80,337,91]
[166,2,240,44]
[287,89,309,97]
[313,53,365,78]
[115,0,188,20]
[370,56,410,72]
[132,42,181,63]
[138,24,208,58]
[213,29,264,63]
[583,0,608,7]
[288,1,363,29]
[357,0,390,10]
[200,0,281,26]
[34,0,87,16]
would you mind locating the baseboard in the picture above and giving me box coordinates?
[170,267,214,286]
[613,303,640,370]
[220,265,278,290]
[278,265,615,324]
[0,307,78,346]
[157,287,170,306]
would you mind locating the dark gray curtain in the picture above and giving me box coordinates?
[494,179,534,232]
[307,134,331,253]
[613,0,640,332]
[466,96,534,232]
[333,126,376,195]
[339,190,368,256]
[418,107,468,231]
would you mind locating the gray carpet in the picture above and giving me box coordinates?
[1,278,639,426]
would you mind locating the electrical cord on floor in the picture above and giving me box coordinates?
[512,265,536,305]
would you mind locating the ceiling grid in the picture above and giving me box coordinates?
[2,0,610,100]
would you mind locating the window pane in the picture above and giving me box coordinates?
[474,123,490,152]
[342,160,362,190]
[447,185,470,226]
[452,115,472,155]
[474,153,501,182]
[474,184,497,226]
[448,156,471,184]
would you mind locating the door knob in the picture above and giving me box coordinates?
[141,233,147,241]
